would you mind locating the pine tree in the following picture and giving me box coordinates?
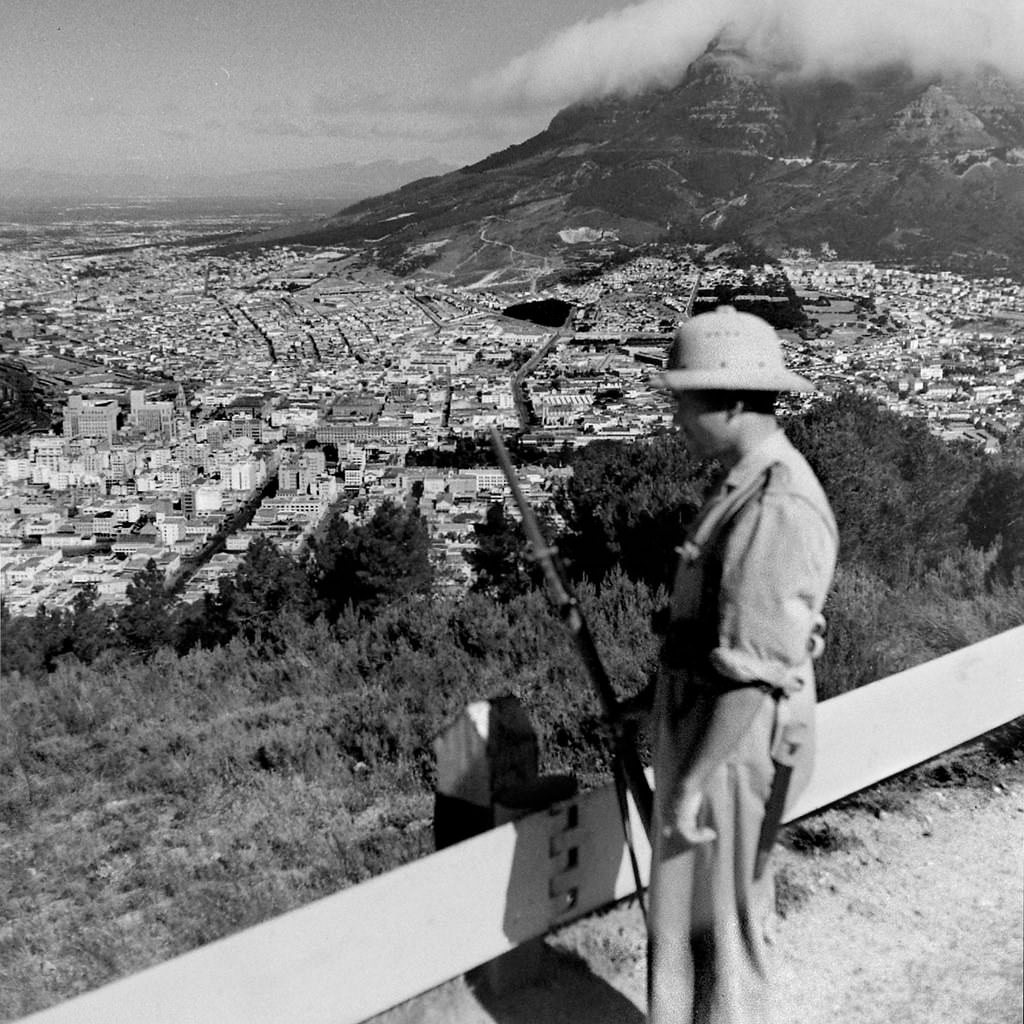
[343,502,434,612]
[961,460,1024,582]
[556,433,713,587]
[787,391,979,579]
[218,536,316,645]
[308,510,353,620]
[117,559,177,655]
[0,600,48,676]
[464,501,532,601]
[66,584,116,663]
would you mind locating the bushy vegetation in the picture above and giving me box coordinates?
[3,393,1023,1017]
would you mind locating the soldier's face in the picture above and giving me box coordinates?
[671,391,731,459]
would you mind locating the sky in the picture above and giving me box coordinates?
[2,0,1022,181]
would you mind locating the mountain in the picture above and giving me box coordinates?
[281,45,1024,280]
[0,158,455,209]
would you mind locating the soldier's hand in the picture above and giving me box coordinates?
[666,787,716,847]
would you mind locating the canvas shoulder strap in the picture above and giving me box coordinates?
[679,464,774,567]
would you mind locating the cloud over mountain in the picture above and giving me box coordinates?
[475,0,1024,108]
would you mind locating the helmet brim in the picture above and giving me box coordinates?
[653,368,818,392]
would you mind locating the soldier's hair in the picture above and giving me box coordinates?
[700,390,779,415]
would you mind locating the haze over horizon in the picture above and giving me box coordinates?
[2,0,1022,189]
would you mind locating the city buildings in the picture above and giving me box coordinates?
[2,227,1021,614]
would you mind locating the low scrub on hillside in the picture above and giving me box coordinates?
[2,392,1023,1018]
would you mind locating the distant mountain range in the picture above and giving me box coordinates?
[271,44,1024,279]
[0,158,455,209]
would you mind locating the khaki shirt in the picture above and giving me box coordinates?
[663,429,838,704]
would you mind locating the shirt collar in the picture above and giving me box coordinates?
[722,428,792,493]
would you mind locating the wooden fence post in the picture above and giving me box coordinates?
[433,695,577,994]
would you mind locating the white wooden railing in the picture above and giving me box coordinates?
[18,626,1024,1024]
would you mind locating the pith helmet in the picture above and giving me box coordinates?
[654,306,815,392]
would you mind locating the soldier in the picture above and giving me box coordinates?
[646,306,838,1024]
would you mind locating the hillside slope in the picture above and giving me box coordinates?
[279,46,1024,278]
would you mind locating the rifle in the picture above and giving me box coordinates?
[489,428,655,850]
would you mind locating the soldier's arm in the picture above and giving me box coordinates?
[667,686,768,845]
[667,487,836,844]
[713,488,837,692]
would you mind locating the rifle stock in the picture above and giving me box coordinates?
[489,428,654,837]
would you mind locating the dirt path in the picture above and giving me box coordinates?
[768,774,1024,1024]
[373,765,1024,1024]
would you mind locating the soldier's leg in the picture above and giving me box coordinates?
[690,750,775,1024]
[648,696,776,1024]
[648,804,698,1024]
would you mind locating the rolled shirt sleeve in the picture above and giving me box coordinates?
[709,485,837,694]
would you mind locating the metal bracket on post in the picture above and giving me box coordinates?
[547,799,581,921]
